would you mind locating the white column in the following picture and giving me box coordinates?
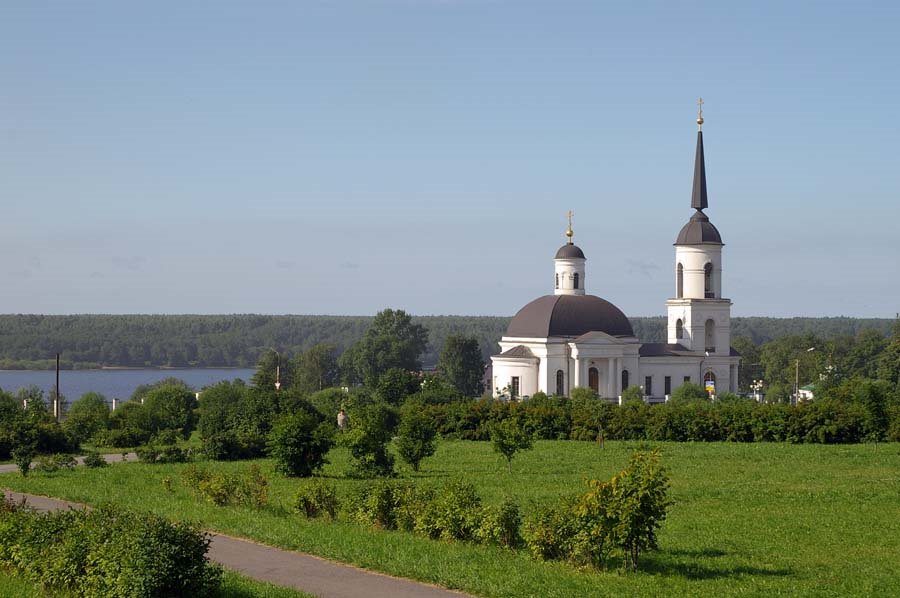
[607,359,615,398]
[615,358,623,398]
[573,358,583,388]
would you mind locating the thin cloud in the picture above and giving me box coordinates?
[627,259,660,278]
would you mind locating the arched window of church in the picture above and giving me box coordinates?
[556,370,565,396]
[676,263,684,298]
[676,319,684,339]
[704,262,714,298]
[555,273,559,289]
[574,273,580,290]
[705,319,715,352]
[621,369,629,390]
[588,367,599,393]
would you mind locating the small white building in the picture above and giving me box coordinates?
[492,114,740,401]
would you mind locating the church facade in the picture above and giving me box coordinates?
[491,113,741,402]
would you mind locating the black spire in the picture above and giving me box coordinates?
[691,130,708,210]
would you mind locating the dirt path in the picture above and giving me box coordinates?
[1,488,472,598]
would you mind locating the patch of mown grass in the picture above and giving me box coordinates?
[0,567,311,598]
[3,441,900,597]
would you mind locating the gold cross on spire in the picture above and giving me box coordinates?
[565,210,574,242]
[697,97,704,130]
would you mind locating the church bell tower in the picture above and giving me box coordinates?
[666,100,732,356]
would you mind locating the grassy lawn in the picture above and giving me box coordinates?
[3,440,900,597]
[0,567,312,598]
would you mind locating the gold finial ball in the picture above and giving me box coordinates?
[697,115,704,126]
[565,228,574,238]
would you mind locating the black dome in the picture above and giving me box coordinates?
[554,244,586,259]
[675,210,723,245]
[506,295,634,338]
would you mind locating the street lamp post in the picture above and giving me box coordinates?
[274,352,281,392]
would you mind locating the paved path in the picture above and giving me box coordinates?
[1,487,471,598]
[0,452,137,474]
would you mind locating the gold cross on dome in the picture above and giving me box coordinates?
[565,210,574,241]
[696,97,705,129]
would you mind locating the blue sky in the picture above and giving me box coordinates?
[1,1,898,317]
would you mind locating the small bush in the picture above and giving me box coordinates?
[351,479,401,529]
[294,479,340,519]
[416,480,482,542]
[181,465,268,508]
[523,499,578,561]
[82,451,108,468]
[524,450,672,570]
[12,445,35,477]
[476,498,522,548]
[136,442,191,464]
[32,453,78,473]
[0,505,221,597]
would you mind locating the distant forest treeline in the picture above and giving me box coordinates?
[0,314,895,370]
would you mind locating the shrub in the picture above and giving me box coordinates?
[607,450,672,569]
[82,451,108,468]
[490,417,533,470]
[349,479,406,529]
[32,453,78,473]
[136,441,191,464]
[523,499,578,561]
[476,498,522,548]
[294,479,340,519]
[181,465,268,508]
[525,450,671,570]
[142,383,198,439]
[12,445,35,477]
[416,480,482,542]
[268,412,334,477]
[0,505,221,597]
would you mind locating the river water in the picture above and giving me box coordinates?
[0,368,257,404]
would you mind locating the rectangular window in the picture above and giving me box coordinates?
[684,376,691,384]
[511,377,520,399]
[644,376,652,396]
[664,376,672,395]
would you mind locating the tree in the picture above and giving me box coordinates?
[438,335,485,397]
[64,392,110,445]
[396,402,438,472]
[198,380,276,460]
[344,402,397,477]
[731,336,760,391]
[291,344,339,394]
[375,368,421,406]
[268,411,334,477]
[143,383,198,439]
[340,309,429,385]
[876,320,900,384]
[490,417,533,470]
[252,349,292,391]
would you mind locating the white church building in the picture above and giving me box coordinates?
[491,111,741,402]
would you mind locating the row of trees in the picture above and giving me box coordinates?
[735,319,900,399]
[251,309,487,397]
[0,313,894,370]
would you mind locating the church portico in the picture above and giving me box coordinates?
[491,105,741,401]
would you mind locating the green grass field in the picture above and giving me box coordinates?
[0,567,312,598]
[3,441,899,597]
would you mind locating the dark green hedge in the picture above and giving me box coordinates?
[0,501,221,597]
